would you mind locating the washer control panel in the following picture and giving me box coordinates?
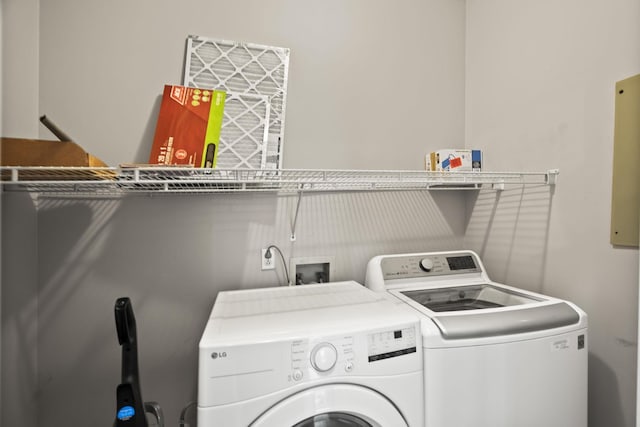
[290,335,355,382]
[367,325,417,362]
[311,342,338,372]
[288,323,417,383]
[381,252,481,280]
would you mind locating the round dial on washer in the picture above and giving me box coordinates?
[311,343,338,372]
[419,258,434,272]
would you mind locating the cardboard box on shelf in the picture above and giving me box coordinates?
[149,85,226,168]
[0,137,114,181]
[426,149,482,172]
[0,138,108,167]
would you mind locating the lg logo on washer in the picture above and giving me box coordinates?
[211,351,228,359]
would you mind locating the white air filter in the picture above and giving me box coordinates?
[218,93,270,169]
[184,36,290,169]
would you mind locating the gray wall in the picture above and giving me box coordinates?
[33,0,466,170]
[32,191,467,426]
[1,193,38,427]
[465,0,640,425]
[1,0,39,137]
[2,0,639,426]
[2,1,468,426]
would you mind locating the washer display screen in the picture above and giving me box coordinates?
[367,326,417,362]
[446,255,477,271]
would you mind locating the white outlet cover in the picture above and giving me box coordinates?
[261,248,276,270]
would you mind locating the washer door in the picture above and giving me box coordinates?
[250,384,408,427]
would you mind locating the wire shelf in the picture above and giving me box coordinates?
[0,166,558,195]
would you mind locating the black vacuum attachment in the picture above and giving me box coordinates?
[114,297,149,427]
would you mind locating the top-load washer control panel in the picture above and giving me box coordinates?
[380,252,482,281]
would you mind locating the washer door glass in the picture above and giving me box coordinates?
[293,412,372,427]
[250,384,407,427]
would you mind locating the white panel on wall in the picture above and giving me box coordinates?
[610,73,640,247]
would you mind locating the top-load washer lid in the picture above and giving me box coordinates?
[401,283,541,312]
[399,284,580,339]
[365,250,586,341]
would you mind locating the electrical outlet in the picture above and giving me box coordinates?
[261,248,275,270]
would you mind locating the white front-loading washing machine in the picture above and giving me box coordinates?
[198,281,424,426]
[365,250,588,427]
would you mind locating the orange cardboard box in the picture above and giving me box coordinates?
[149,85,226,167]
[1,138,108,167]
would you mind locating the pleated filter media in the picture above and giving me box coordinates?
[184,36,290,169]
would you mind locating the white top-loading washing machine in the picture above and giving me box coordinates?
[198,281,424,426]
[365,250,588,427]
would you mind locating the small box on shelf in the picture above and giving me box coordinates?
[426,149,482,172]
